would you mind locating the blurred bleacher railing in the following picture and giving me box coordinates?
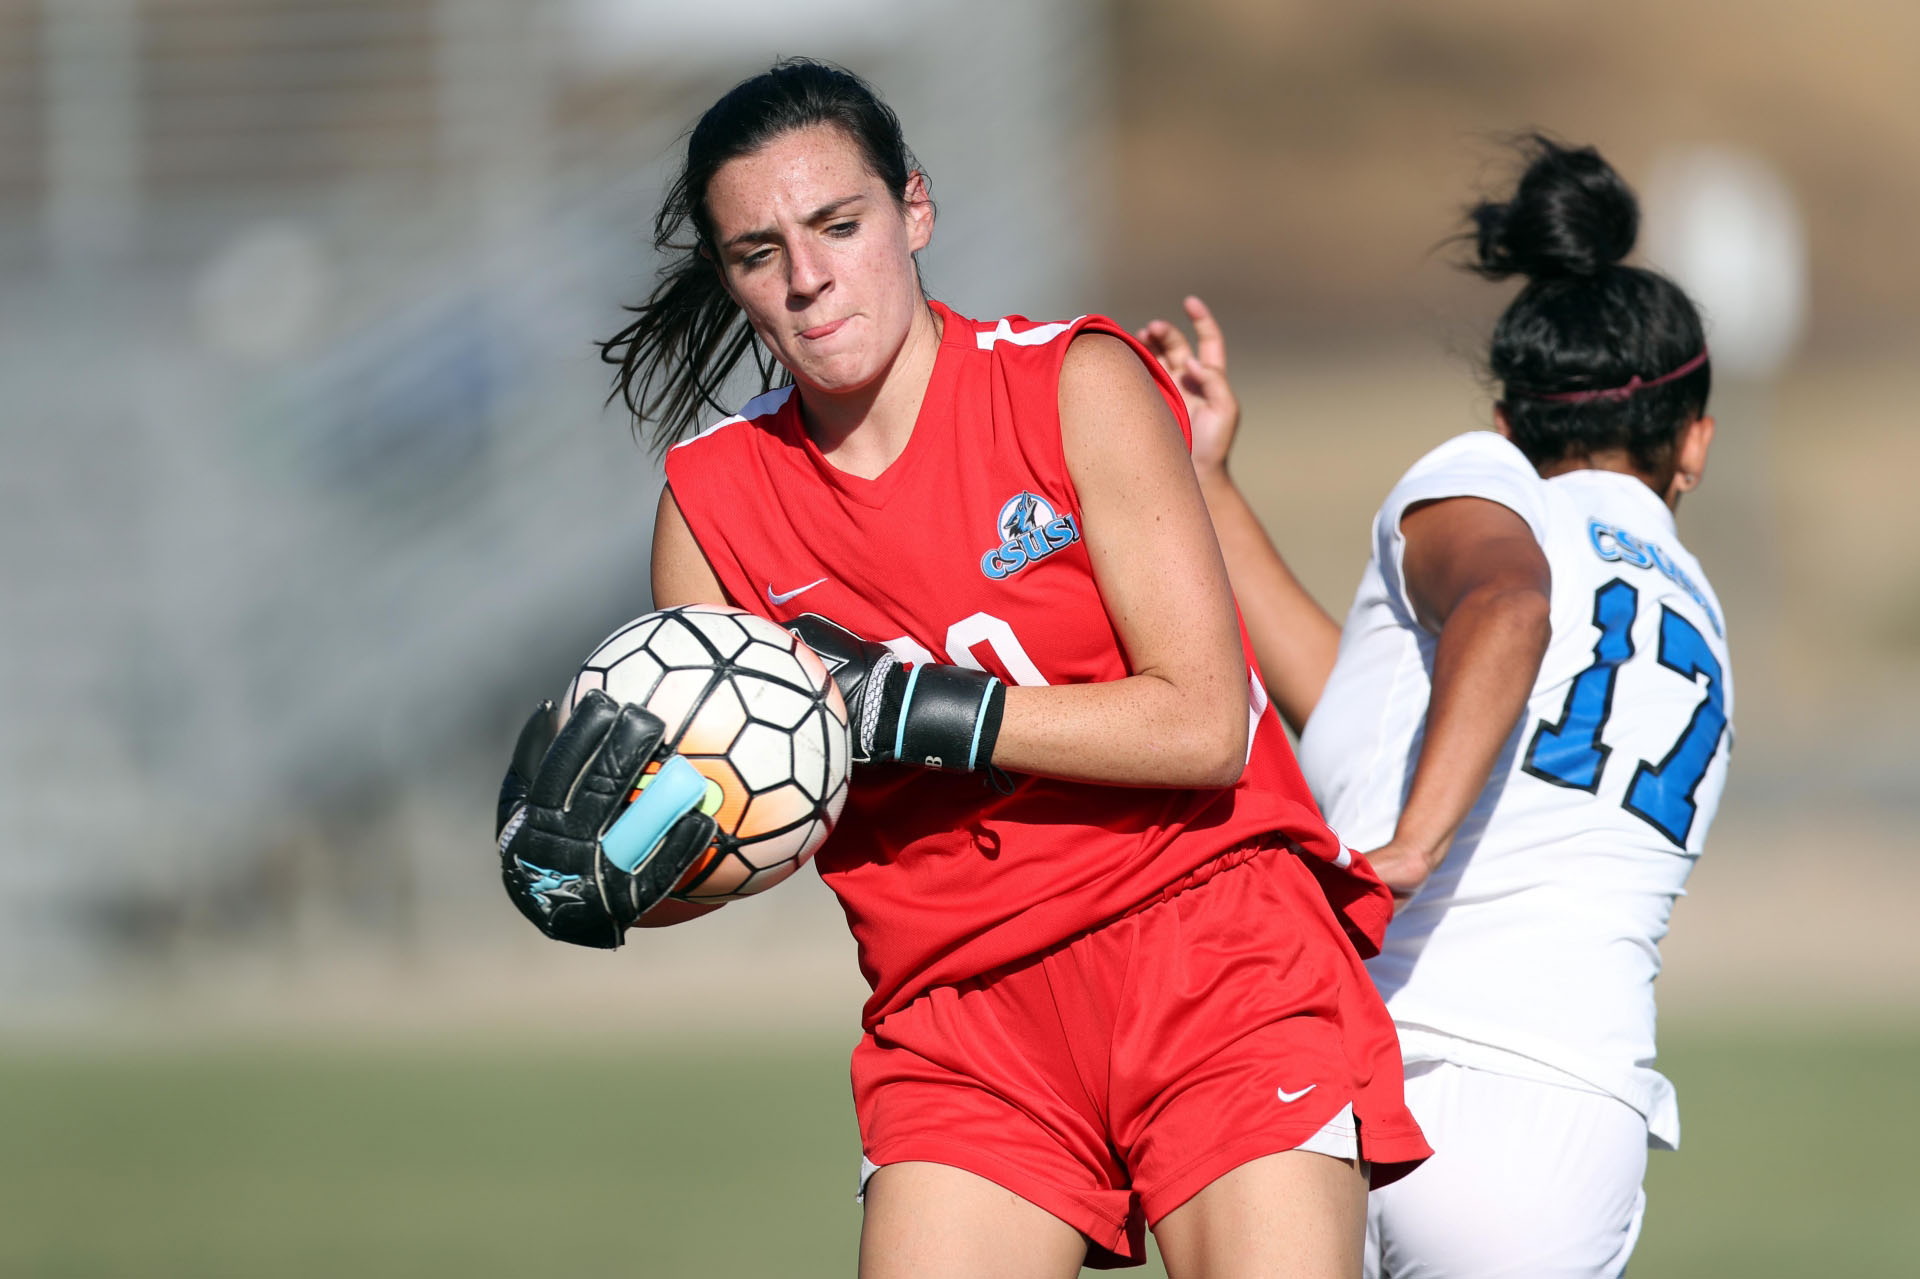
[0,0,1108,1020]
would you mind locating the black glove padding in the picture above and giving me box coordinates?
[497,698,561,836]
[786,613,1006,773]
[786,613,906,765]
[496,690,718,949]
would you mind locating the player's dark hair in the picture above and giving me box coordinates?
[601,58,926,452]
[1468,135,1710,478]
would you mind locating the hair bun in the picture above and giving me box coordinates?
[1469,135,1639,281]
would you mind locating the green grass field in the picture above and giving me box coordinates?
[3,1024,1915,1277]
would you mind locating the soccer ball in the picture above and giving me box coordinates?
[565,605,851,903]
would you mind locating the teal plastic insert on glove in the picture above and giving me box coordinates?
[600,754,709,874]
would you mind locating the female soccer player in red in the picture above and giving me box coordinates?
[507,59,1428,1276]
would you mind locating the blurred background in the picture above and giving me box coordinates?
[2,0,1915,1274]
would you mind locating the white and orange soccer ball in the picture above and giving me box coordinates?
[566,605,851,903]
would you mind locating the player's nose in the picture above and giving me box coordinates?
[786,236,832,303]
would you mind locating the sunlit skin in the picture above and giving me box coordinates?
[704,124,940,477]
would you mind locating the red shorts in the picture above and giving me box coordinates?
[851,844,1431,1268]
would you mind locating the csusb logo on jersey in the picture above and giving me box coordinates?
[981,491,1081,580]
[1587,518,1723,638]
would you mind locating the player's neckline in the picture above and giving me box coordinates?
[1547,465,1678,535]
[791,300,965,509]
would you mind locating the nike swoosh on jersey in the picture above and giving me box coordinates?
[766,578,828,606]
[1275,1084,1317,1104]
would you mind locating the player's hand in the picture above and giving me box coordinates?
[786,613,1005,773]
[784,614,905,766]
[1361,838,1441,913]
[496,691,718,949]
[1136,295,1240,483]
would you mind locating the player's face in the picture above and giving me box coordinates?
[706,124,933,397]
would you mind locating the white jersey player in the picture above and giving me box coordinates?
[1308,431,1728,1276]
[1141,137,1728,1277]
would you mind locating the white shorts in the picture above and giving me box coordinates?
[1366,1061,1648,1279]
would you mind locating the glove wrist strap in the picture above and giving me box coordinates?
[882,663,1006,772]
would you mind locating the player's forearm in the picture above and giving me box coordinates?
[993,672,1249,789]
[1196,471,1340,733]
[1393,586,1550,867]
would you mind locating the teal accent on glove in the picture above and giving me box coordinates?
[893,663,925,762]
[967,677,1002,770]
[601,754,708,874]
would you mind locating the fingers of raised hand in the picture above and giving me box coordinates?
[1183,295,1228,371]
[1184,357,1236,410]
[1136,318,1194,373]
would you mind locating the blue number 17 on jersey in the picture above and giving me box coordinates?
[1522,578,1729,848]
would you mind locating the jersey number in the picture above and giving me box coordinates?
[1522,578,1728,847]
[881,612,1050,687]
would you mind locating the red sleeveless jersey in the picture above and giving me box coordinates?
[665,301,1392,1027]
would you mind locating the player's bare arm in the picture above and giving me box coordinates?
[1367,496,1551,901]
[1137,296,1339,733]
[652,485,730,609]
[987,332,1248,789]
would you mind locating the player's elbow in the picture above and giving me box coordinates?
[1478,583,1553,663]
[1183,695,1249,789]
[1194,746,1248,790]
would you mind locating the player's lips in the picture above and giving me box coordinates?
[799,316,852,341]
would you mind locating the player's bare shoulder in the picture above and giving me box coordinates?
[1058,330,1188,461]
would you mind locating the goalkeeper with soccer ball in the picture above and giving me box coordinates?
[498,58,1427,1277]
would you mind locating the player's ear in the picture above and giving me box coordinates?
[1492,403,1513,439]
[1668,414,1715,506]
[902,171,934,254]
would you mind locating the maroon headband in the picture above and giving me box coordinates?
[1509,347,1710,404]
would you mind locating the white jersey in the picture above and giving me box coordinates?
[1299,432,1733,1148]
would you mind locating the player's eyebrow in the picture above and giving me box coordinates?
[722,194,867,251]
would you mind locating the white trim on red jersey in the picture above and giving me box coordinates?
[974,316,1084,350]
[670,384,795,453]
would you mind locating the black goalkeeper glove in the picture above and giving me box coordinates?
[786,614,1006,773]
[495,690,718,949]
